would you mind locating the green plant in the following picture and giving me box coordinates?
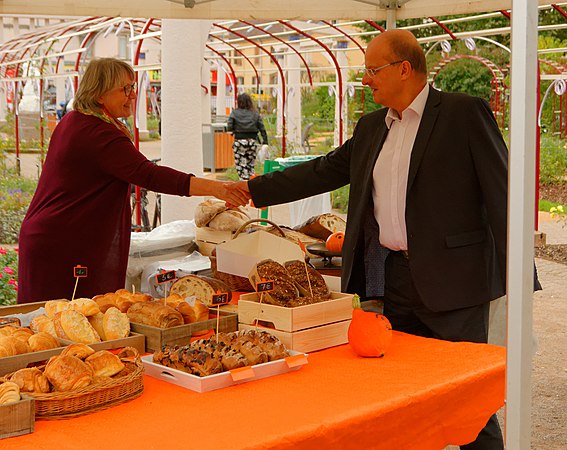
[539,134,567,186]
[331,184,349,213]
[0,247,18,305]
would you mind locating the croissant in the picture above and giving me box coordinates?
[10,367,51,393]
[0,336,18,357]
[127,301,183,328]
[10,327,34,343]
[0,325,19,337]
[93,293,118,313]
[85,350,125,377]
[0,381,21,404]
[28,332,60,352]
[44,355,93,391]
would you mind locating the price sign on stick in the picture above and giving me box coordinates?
[211,291,229,342]
[72,265,88,301]
[156,270,177,303]
[255,279,275,330]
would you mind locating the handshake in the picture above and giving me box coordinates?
[220,180,252,208]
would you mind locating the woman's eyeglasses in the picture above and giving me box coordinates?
[363,60,404,77]
[123,82,137,96]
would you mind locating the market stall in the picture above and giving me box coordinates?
[6,332,505,450]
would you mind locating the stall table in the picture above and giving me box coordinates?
[7,332,505,450]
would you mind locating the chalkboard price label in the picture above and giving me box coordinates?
[156,270,177,284]
[211,292,229,306]
[256,280,274,293]
[74,265,88,278]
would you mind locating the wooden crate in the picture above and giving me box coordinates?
[0,302,146,376]
[0,395,35,439]
[130,309,238,352]
[238,291,353,332]
[239,320,351,353]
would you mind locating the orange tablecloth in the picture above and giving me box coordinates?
[7,332,505,450]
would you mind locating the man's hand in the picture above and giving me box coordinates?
[189,177,251,207]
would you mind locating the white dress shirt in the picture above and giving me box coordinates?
[372,83,429,251]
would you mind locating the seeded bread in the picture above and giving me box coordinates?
[284,260,330,299]
[249,259,299,307]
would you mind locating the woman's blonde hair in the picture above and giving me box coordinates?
[73,58,135,113]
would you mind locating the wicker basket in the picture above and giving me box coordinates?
[3,347,144,420]
[210,218,286,292]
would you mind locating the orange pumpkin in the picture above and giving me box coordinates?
[348,295,392,357]
[325,232,345,253]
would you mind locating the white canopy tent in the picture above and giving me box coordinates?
[0,1,541,448]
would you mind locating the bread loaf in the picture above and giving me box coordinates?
[68,298,100,316]
[294,213,346,240]
[127,301,184,328]
[165,294,209,324]
[284,260,330,299]
[53,310,101,344]
[194,199,227,227]
[30,314,57,337]
[248,259,299,307]
[102,307,130,340]
[170,275,232,306]
[207,208,249,232]
[88,313,106,340]
[45,299,71,318]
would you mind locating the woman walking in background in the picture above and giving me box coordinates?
[227,93,268,180]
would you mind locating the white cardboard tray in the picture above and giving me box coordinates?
[142,350,308,393]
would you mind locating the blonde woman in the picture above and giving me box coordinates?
[18,58,247,303]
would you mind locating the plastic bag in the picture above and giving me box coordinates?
[257,144,270,164]
[129,220,196,256]
[140,251,212,297]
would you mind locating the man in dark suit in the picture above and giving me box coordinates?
[232,29,514,449]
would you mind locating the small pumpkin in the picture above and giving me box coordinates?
[348,294,393,358]
[325,231,345,253]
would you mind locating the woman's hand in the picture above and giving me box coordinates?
[189,177,250,207]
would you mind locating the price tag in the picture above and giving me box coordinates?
[156,270,176,284]
[73,265,88,277]
[211,292,229,306]
[256,280,274,293]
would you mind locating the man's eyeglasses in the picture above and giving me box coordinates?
[363,60,404,78]
[123,82,137,97]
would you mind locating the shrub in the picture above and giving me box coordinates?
[0,247,18,306]
[539,134,567,186]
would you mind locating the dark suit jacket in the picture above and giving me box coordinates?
[250,87,513,312]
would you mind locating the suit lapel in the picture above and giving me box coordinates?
[407,87,441,192]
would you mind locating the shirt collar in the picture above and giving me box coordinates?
[385,83,430,129]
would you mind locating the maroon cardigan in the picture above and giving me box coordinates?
[17,111,192,303]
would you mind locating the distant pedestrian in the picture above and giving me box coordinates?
[227,93,268,180]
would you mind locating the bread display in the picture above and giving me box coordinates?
[170,275,232,307]
[248,259,299,307]
[44,354,94,392]
[0,381,21,404]
[85,350,125,378]
[153,330,289,377]
[53,310,101,344]
[0,326,62,358]
[294,213,346,240]
[9,367,51,393]
[127,301,184,328]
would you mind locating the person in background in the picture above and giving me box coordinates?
[18,57,247,304]
[227,92,268,180]
[228,29,539,449]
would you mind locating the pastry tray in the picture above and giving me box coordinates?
[141,350,308,393]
